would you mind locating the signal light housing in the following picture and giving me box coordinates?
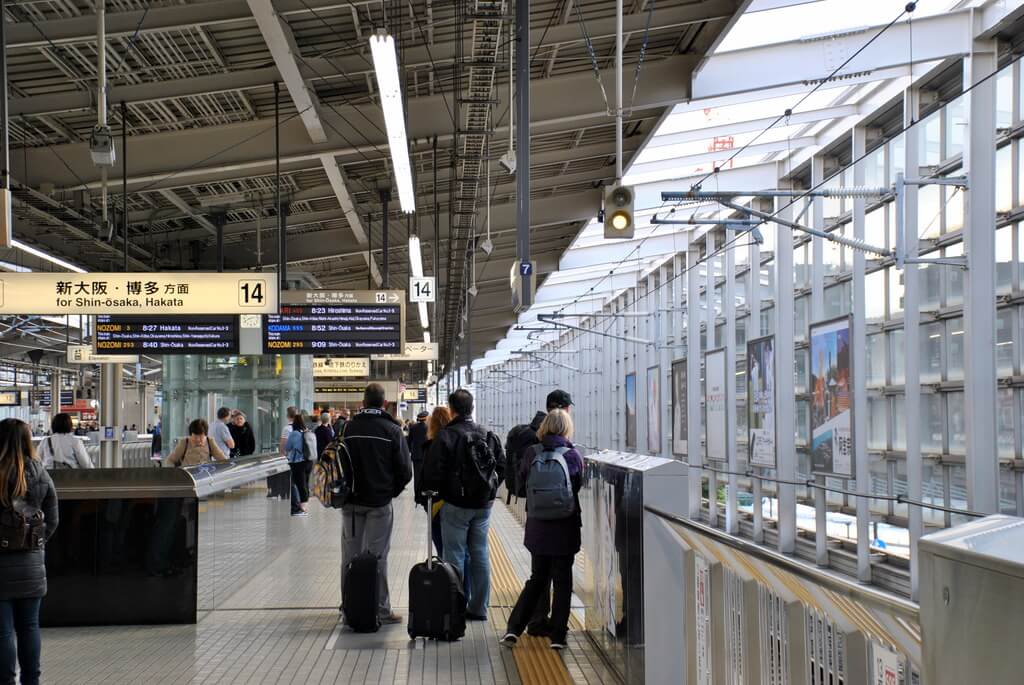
[603,184,635,239]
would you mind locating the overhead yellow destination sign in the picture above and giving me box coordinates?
[0,273,277,315]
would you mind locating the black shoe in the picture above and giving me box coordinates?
[466,613,488,621]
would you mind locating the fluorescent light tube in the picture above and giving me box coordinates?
[12,239,86,273]
[408,234,424,277]
[370,30,416,213]
[408,233,429,330]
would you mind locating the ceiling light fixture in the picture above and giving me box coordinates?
[12,239,86,273]
[370,30,415,213]
[408,233,429,330]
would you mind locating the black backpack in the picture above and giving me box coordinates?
[0,501,45,552]
[455,429,498,504]
[504,424,540,498]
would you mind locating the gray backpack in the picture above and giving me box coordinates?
[525,446,575,521]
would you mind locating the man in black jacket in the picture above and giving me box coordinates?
[339,383,412,625]
[407,411,429,506]
[422,389,505,621]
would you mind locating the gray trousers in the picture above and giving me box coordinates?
[341,502,394,617]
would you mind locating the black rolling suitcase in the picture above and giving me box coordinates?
[408,492,466,641]
[342,544,382,632]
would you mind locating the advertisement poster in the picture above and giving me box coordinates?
[810,317,853,476]
[625,373,637,450]
[747,335,777,467]
[672,359,687,455]
[647,366,661,453]
[704,348,727,463]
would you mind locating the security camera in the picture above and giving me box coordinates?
[468,285,479,297]
[479,237,494,256]
[499,150,516,175]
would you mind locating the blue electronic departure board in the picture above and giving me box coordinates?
[262,290,405,355]
[95,315,239,354]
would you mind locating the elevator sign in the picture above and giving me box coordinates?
[0,273,277,315]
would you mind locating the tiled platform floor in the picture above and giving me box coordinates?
[38,488,619,684]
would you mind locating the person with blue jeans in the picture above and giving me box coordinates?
[422,389,505,621]
[285,414,311,517]
[0,418,59,685]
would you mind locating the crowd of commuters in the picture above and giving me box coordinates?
[0,382,584,685]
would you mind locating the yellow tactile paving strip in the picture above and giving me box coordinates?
[488,528,576,685]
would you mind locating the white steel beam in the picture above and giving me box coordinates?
[963,37,999,514]
[775,177,797,555]
[320,154,382,286]
[693,10,975,101]
[901,90,921,594]
[246,0,327,144]
[686,245,702,519]
[852,124,871,584]
[157,189,217,235]
[649,105,859,149]
[628,137,817,179]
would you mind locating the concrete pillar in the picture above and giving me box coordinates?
[99,363,122,467]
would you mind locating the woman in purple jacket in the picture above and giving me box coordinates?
[500,409,582,651]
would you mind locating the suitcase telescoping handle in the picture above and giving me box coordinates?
[422,490,437,570]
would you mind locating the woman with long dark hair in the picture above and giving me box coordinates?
[0,418,59,684]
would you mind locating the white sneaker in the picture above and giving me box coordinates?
[549,641,567,651]
[500,634,518,648]
[291,511,308,517]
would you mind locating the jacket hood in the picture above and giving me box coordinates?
[529,411,546,431]
[541,434,573,450]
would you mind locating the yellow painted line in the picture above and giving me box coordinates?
[489,528,576,685]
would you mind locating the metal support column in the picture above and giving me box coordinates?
[964,38,999,513]
[853,125,872,584]
[749,201,763,543]
[99,363,122,467]
[725,232,738,534]
[901,91,922,594]
[706,231,718,526]
[775,187,797,555]
[214,213,226,272]
[515,0,531,309]
[381,190,390,288]
[687,245,702,518]
[810,155,828,567]
[121,100,128,272]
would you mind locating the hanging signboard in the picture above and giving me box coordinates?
[67,344,139,365]
[0,391,21,406]
[264,290,405,355]
[409,277,435,303]
[94,315,239,354]
[312,357,370,377]
[809,316,854,476]
[747,335,777,468]
[672,359,687,456]
[0,273,275,315]
[371,341,438,361]
[704,348,727,463]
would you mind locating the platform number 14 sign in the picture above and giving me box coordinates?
[410,277,435,303]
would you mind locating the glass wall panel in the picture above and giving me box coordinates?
[997,68,1014,130]
[997,308,1015,376]
[919,255,941,311]
[948,391,967,454]
[944,184,964,234]
[922,393,944,453]
[919,184,941,240]
[921,322,943,383]
[890,329,905,385]
[866,270,885,322]
[867,333,886,387]
[947,317,965,380]
[888,267,904,317]
[997,144,1013,213]
[997,388,1016,458]
[892,395,906,450]
[868,396,888,450]
[946,243,965,305]
[997,225,1014,294]
[944,95,966,159]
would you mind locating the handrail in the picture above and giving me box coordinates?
[644,504,920,620]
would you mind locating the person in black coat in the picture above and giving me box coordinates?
[228,411,256,457]
[0,418,59,685]
[314,412,335,459]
